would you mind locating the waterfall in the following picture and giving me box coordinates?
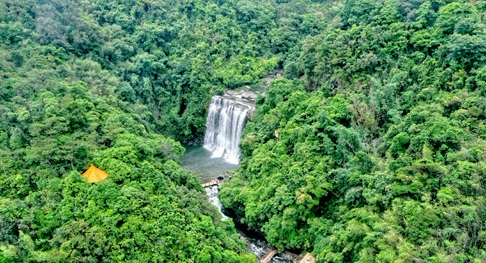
[203,94,253,164]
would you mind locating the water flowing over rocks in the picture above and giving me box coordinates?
[203,91,255,164]
[205,185,227,220]
[204,183,296,263]
[193,89,301,262]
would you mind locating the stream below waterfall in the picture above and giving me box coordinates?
[181,90,299,262]
[182,145,297,263]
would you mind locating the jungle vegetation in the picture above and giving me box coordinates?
[0,0,327,261]
[220,0,486,262]
[0,0,485,262]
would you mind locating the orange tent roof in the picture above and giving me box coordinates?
[81,164,108,182]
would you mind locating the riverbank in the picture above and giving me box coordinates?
[182,145,299,262]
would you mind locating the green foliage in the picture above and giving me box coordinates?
[0,12,259,259]
[222,0,486,261]
[2,0,486,261]
[0,80,251,261]
[0,0,328,143]
[0,0,333,261]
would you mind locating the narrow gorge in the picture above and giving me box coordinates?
[183,90,299,262]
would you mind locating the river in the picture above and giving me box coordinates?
[181,90,299,262]
[182,145,297,262]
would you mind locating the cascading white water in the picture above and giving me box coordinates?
[203,94,253,164]
[205,185,227,220]
[200,92,295,263]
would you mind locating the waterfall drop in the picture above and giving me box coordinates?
[203,92,254,164]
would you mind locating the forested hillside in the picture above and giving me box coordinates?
[1,0,329,142]
[220,0,486,262]
[1,0,485,262]
[0,0,329,261]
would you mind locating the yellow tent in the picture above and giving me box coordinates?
[81,164,109,182]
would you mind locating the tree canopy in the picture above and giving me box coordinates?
[221,0,486,262]
[1,0,485,262]
[1,0,330,260]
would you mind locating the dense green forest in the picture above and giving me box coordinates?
[0,0,329,261]
[221,0,486,262]
[1,0,485,262]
